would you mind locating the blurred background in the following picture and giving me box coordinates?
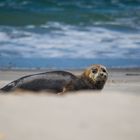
[0,0,140,69]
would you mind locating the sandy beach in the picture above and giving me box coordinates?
[0,69,140,140]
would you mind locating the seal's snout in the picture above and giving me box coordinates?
[99,72,107,79]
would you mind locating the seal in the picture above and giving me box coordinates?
[0,64,108,93]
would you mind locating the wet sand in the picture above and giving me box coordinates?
[0,69,140,140]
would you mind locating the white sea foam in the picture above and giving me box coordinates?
[0,22,140,59]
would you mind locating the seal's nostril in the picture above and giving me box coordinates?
[100,73,104,76]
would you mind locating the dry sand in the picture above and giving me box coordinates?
[0,69,140,140]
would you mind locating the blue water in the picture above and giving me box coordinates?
[0,0,140,69]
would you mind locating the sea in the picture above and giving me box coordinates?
[0,0,140,69]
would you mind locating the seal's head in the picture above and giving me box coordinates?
[82,64,108,89]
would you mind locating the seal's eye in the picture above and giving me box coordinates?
[101,68,106,73]
[92,68,97,74]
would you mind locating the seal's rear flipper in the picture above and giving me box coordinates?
[0,82,16,92]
